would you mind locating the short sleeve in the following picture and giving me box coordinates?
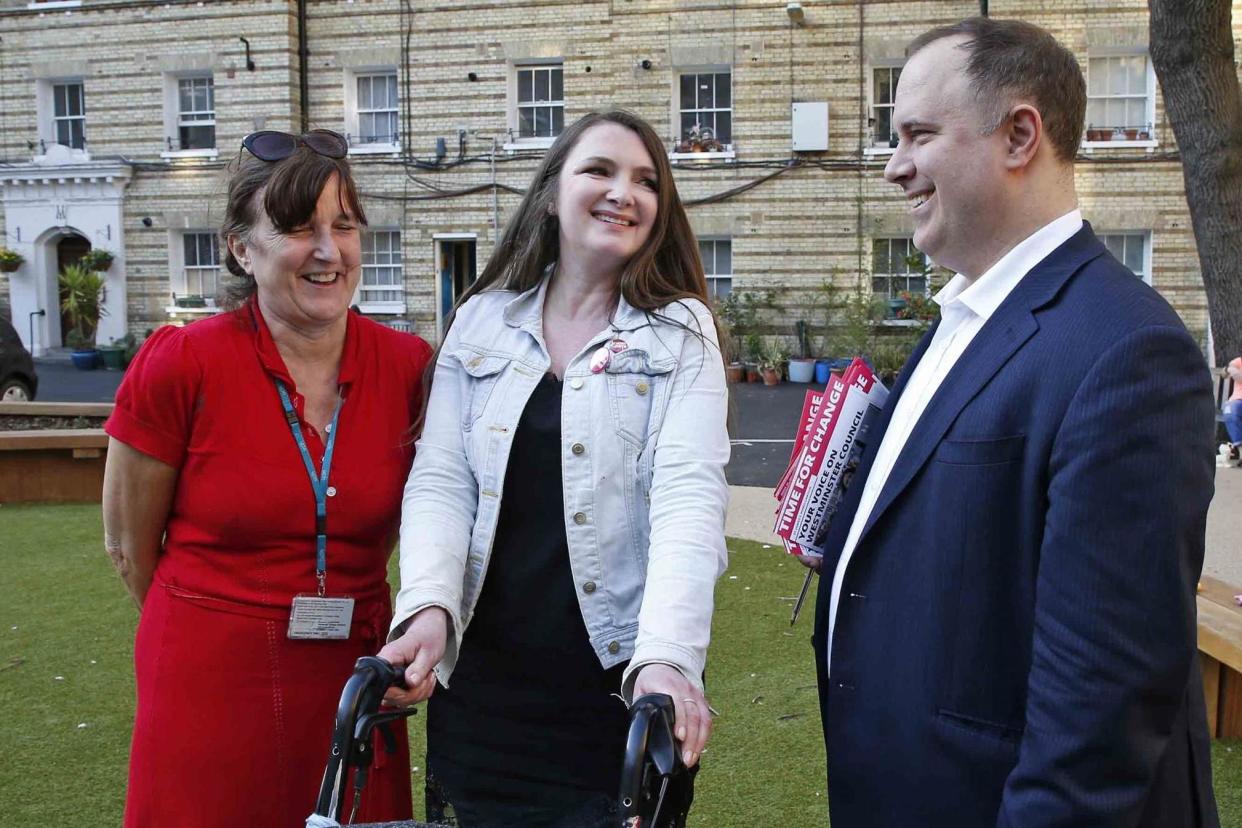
[104,325,203,469]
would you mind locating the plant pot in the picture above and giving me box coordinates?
[1124,128,1140,141]
[725,363,744,384]
[70,349,100,370]
[99,347,125,371]
[1086,128,1108,142]
[814,360,831,385]
[0,261,20,273]
[761,368,781,386]
[746,366,761,383]
[787,358,816,383]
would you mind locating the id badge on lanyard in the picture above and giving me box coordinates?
[275,381,355,640]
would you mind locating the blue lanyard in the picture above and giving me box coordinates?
[275,380,344,596]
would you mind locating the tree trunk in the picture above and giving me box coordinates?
[1149,0,1242,364]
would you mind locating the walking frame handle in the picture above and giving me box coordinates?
[619,693,684,828]
[313,656,417,823]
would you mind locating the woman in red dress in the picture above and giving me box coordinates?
[102,130,430,827]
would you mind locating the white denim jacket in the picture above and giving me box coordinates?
[390,277,730,697]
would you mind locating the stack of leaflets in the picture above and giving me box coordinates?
[773,357,890,561]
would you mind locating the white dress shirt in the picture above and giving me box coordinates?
[825,209,1084,673]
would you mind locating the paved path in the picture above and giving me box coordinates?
[727,465,1242,590]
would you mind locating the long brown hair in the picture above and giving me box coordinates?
[449,109,715,335]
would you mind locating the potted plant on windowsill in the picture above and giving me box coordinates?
[80,248,115,272]
[59,263,107,370]
[0,247,24,273]
[175,294,208,308]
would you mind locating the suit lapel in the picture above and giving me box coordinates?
[854,223,1107,549]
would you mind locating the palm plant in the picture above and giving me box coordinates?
[59,263,107,348]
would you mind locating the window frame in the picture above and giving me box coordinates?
[355,228,405,314]
[34,77,89,158]
[865,63,904,156]
[698,236,733,302]
[870,236,932,301]
[1098,230,1153,285]
[670,65,736,162]
[345,68,401,155]
[506,59,565,150]
[167,230,222,311]
[161,72,218,159]
[1083,50,1158,150]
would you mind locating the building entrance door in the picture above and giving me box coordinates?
[436,237,477,338]
[56,234,91,346]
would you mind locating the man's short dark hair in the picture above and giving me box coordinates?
[908,17,1086,163]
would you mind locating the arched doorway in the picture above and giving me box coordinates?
[56,233,91,346]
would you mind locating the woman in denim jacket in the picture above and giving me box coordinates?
[379,110,730,826]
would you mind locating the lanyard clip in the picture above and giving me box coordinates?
[317,571,327,597]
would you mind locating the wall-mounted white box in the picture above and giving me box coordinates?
[791,102,829,152]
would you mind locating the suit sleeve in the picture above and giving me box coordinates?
[996,325,1215,827]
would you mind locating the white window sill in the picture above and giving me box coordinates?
[28,0,82,8]
[33,149,91,163]
[503,138,557,152]
[357,302,406,315]
[348,143,402,156]
[164,305,220,316]
[1082,140,1158,152]
[161,149,220,160]
[879,319,926,328]
[669,150,736,163]
[863,146,897,157]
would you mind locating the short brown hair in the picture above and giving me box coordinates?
[908,17,1086,163]
[218,145,367,309]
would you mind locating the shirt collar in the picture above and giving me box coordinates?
[934,209,1084,323]
[247,299,361,390]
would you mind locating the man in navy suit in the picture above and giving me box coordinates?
[811,18,1219,827]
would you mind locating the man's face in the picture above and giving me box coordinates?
[884,36,1012,278]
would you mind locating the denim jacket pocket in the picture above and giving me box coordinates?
[605,350,674,448]
[451,346,510,431]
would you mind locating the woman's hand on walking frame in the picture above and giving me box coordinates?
[632,663,711,768]
[378,606,447,706]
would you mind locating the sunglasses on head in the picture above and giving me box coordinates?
[241,129,348,162]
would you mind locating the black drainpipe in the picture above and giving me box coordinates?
[980,0,988,16]
[297,0,309,132]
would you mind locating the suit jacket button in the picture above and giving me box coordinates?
[607,641,620,654]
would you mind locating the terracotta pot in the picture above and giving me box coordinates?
[746,367,761,383]
[725,363,744,384]
[761,368,781,386]
[1124,128,1140,141]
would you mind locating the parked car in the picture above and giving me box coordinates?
[0,317,38,401]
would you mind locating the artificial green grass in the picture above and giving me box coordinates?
[0,504,1239,826]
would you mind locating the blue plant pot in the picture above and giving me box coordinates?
[814,360,831,384]
[70,349,99,370]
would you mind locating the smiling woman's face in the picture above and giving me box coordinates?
[553,121,659,278]
[239,173,362,329]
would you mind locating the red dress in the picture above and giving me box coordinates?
[106,302,431,828]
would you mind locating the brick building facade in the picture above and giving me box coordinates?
[0,0,1227,355]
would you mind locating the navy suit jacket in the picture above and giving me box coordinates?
[812,224,1219,827]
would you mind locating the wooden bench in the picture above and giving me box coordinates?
[0,402,114,503]
[1198,576,1242,737]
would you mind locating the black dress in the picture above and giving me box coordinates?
[425,373,630,828]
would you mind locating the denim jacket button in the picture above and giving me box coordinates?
[573,511,587,525]
[571,442,585,455]
[636,381,649,395]
[583,581,597,594]
[607,640,620,654]
[570,378,584,390]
